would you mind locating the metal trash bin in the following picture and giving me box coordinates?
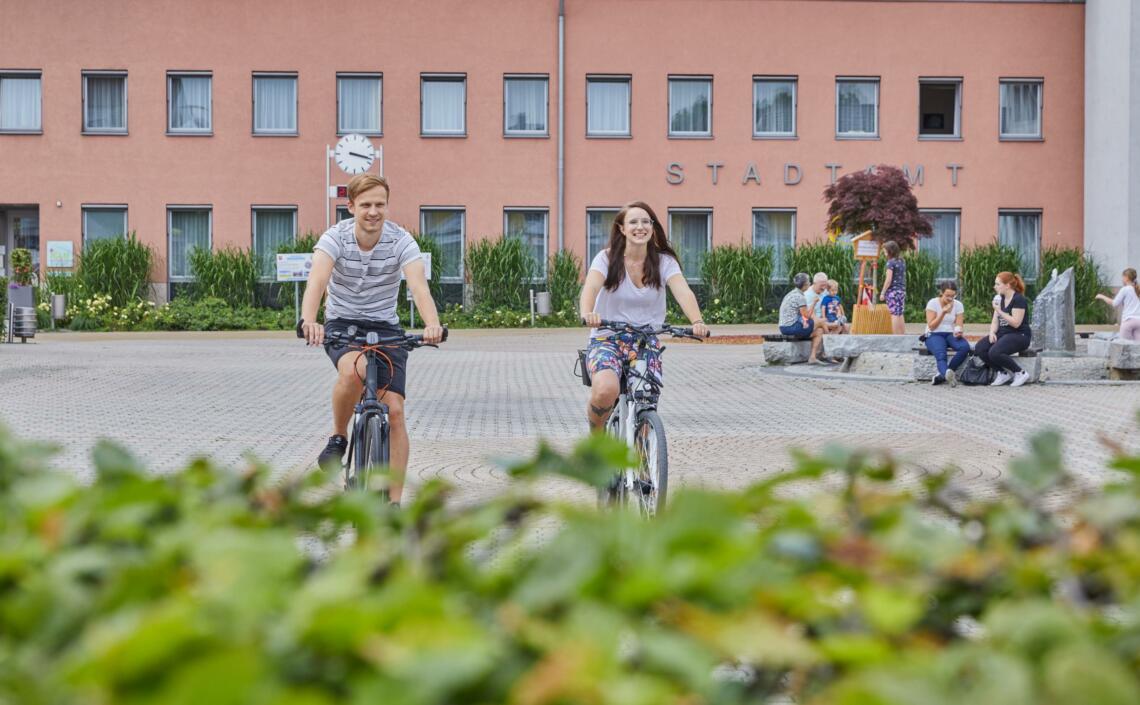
[51,294,66,320]
[11,306,36,341]
[535,291,552,316]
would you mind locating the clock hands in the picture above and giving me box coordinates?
[348,151,371,159]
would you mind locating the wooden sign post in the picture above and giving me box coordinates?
[850,230,892,334]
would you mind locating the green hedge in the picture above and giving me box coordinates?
[2,419,1139,703]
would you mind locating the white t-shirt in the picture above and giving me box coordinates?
[925,297,965,334]
[804,287,825,317]
[589,250,682,334]
[1113,285,1140,322]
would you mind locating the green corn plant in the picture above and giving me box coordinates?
[547,250,582,313]
[188,246,258,307]
[75,232,154,308]
[959,242,1024,312]
[786,242,856,304]
[465,236,536,311]
[701,242,773,320]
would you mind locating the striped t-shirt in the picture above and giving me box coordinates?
[314,218,422,324]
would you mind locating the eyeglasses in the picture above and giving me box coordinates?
[625,218,654,226]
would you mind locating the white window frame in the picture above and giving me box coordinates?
[251,206,297,280]
[586,74,632,138]
[998,209,1042,281]
[667,75,712,138]
[420,73,467,137]
[0,70,42,134]
[252,72,298,136]
[503,74,549,137]
[82,70,128,135]
[586,207,620,265]
[81,205,129,244]
[917,77,962,140]
[336,72,382,136]
[167,71,212,135]
[667,208,712,283]
[999,78,1043,141]
[918,209,961,281]
[503,208,550,280]
[167,206,213,282]
[751,208,797,281]
[835,76,880,139]
[752,76,797,139]
[419,207,466,282]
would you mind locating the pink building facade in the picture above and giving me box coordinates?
[0,0,1090,300]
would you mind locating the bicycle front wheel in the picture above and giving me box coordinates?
[354,413,390,501]
[598,405,627,510]
[633,410,668,517]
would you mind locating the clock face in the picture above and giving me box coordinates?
[334,134,376,175]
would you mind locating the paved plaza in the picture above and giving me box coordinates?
[2,327,1138,505]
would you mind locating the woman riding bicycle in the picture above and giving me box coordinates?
[579,201,710,431]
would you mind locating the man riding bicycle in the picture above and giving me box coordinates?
[299,173,444,504]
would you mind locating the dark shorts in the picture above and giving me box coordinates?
[779,318,814,339]
[324,319,409,398]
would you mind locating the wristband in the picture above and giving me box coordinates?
[692,319,704,325]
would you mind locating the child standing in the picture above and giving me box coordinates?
[879,240,907,334]
[820,279,849,334]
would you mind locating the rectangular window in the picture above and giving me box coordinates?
[252,207,296,278]
[252,73,297,135]
[420,208,465,281]
[586,75,631,136]
[168,72,212,133]
[337,73,382,135]
[668,210,711,282]
[504,75,548,136]
[918,78,961,139]
[168,207,211,281]
[752,209,796,281]
[82,206,128,243]
[919,210,960,280]
[753,77,796,138]
[836,78,879,138]
[336,205,351,223]
[668,76,711,137]
[587,209,619,265]
[504,209,549,279]
[421,74,466,136]
[0,72,41,132]
[82,71,127,133]
[1000,79,1042,139]
[998,210,1041,281]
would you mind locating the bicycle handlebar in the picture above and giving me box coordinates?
[296,320,448,349]
[585,319,710,341]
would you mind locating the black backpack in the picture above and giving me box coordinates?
[957,357,995,386]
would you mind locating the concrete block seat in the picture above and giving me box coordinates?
[823,334,918,358]
[760,334,812,365]
[1109,339,1140,379]
[913,336,1042,383]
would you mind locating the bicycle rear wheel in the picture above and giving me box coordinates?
[633,410,668,517]
[354,413,390,501]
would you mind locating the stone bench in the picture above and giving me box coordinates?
[1109,339,1140,380]
[761,337,812,365]
[822,334,921,359]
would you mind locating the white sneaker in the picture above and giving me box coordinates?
[1010,370,1031,387]
[990,370,1013,386]
[946,368,958,387]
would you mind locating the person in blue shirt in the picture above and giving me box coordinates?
[819,279,849,334]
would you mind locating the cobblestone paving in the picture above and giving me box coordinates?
[2,328,1137,506]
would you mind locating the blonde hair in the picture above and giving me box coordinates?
[827,279,839,291]
[1125,268,1139,298]
[347,174,390,202]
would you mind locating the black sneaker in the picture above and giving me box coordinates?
[317,435,348,468]
[932,374,946,386]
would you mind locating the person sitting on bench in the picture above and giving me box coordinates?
[976,271,1032,387]
[924,280,969,386]
[778,272,828,365]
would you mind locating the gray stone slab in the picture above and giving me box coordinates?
[848,352,914,378]
[761,340,812,365]
[824,334,920,358]
[1109,340,1140,370]
[913,355,1041,383]
[1031,267,1077,355]
[1040,357,1109,382]
[1088,338,1113,358]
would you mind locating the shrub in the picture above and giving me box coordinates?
[188,246,259,307]
[1,420,1139,703]
[823,165,932,250]
[1041,246,1111,324]
[959,242,1024,317]
[547,249,582,313]
[153,296,292,331]
[9,247,34,286]
[76,232,154,308]
[786,242,857,305]
[466,236,536,311]
[701,243,774,321]
[66,294,158,331]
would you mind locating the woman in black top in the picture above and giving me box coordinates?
[974,271,1032,386]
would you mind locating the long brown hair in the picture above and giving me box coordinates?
[603,201,681,291]
[1125,268,1140,297]
[996,271,1026,294]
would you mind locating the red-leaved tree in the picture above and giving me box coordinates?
[823,165,932,250]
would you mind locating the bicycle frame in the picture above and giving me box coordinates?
[609,347,660,500]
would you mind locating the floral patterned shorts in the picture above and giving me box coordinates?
[586,332,663,385]
[884,288,906,316]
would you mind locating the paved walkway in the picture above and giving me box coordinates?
[1,327,1136,506]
